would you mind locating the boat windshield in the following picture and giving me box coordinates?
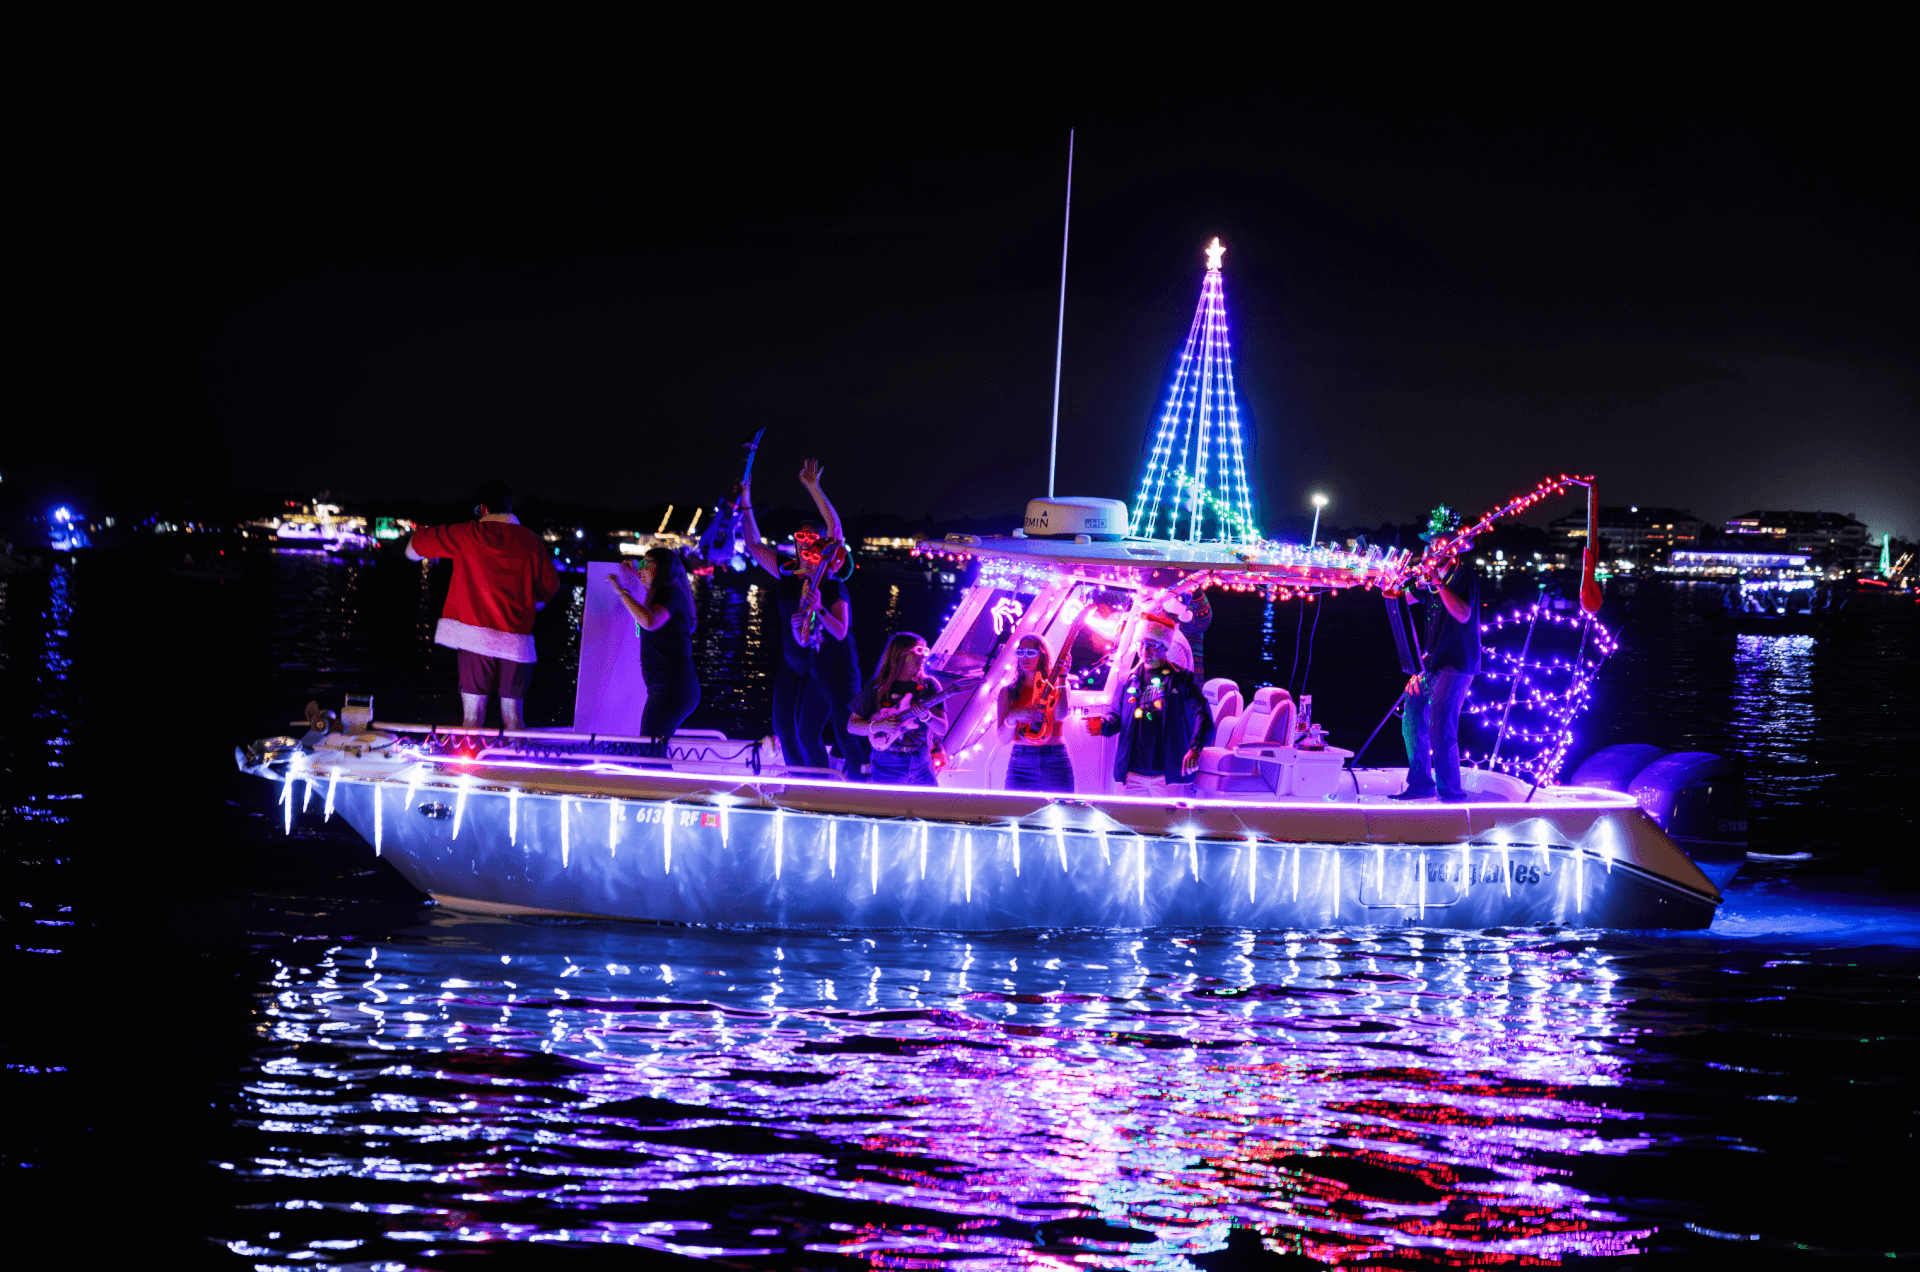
[1059,584,1135,691]
[932,585,1037,680]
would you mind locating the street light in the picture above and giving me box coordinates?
[1309,493,1329,548]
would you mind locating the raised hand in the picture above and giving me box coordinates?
[799,458,825,488]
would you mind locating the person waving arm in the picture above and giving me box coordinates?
[798,458,843,544]
[735,477,782,576]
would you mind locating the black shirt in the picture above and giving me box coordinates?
[854,675,944,754]
[1422,560,1481,674]
[1125,667,1174,773]
[774,572,855,676]
[639,583,698,686]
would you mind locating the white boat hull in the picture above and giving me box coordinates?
[257,753,1720,931]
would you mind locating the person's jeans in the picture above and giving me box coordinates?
[640,676,700,757]
[870,747,937,786]
[1400,669,1474,798]
[1005,744,1075,793]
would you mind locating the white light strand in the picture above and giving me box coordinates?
[560,796,570,867]
[324,768,339,821]
[1130,256,1257,543]
[452,773,469,840]
[372,780,383,855]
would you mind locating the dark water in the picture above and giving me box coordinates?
[6,547,1918,1266]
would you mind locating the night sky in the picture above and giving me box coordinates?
[20,82,1914,537]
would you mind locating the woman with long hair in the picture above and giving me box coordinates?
[605,546,700,755]
[736,459,863,773]
[848,631,945,786]
[997,634,1074,792]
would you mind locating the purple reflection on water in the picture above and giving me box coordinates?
[229,920,1665,1264]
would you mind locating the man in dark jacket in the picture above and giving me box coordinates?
[1097,611,1214,797]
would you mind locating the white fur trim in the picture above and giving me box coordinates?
[435,617,536,663]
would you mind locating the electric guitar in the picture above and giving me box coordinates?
[1015,617,1085,744]
[868,680,978,752]
[695,428,765,568]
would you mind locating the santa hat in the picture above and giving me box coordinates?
[1141,610,1179,632]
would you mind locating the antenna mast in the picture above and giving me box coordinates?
[1047,129,1074,498]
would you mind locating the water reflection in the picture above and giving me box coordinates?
[1729,634,1819,800]
[230,920,1656,1264]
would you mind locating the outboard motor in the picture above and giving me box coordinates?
[1570,744,1748,887]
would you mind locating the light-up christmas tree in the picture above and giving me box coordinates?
[1130,238,1258,543]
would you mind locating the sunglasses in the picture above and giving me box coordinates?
[1015,648,1043,657]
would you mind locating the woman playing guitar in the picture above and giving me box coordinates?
[848,633,946,786]
[997,633,1075,792]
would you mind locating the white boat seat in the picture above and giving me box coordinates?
[1199,686,1293,778]
[1211,689,1243,734]
[1202,677,1239,711]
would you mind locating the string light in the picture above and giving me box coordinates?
[1132,239,1257,542]
[1459,603,1617,785]
[1388,473,1595,596]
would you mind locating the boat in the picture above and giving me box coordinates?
[241,517,1718,930]
[1710,577,1849,635]
[245,500,385,554]
[236,240,1725,931]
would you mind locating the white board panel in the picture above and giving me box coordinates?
[571,560,650,734]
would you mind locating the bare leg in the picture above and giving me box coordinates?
[500,698,527,731]
[461,693,488,729]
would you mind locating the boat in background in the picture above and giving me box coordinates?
[245,500,391,554]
